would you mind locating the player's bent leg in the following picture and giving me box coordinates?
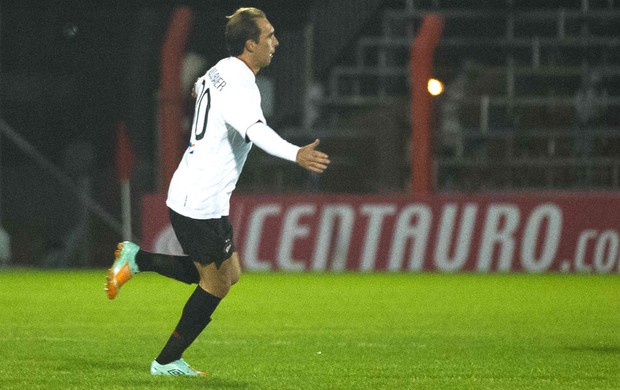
[196,252,241,298]
[105,241,140,299]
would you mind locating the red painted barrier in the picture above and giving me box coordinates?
[158,7,193,193]
[410,14,444,194]
[142,193,620,273]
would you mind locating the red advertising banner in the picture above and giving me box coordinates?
[142,192,620,273]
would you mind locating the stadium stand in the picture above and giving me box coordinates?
[255,0,620,192]
[2,1,619,267]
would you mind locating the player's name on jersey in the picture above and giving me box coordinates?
[208,67,227,91]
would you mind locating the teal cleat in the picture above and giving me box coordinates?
[150,358,207,377]
[105,241,140,299]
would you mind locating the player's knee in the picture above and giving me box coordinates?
[218,281,232,297]
[230,271,241,286]
[230,266,241,286]
[228,253,241,286]
[201,275,231,298]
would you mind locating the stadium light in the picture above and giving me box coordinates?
[427,78,444,96]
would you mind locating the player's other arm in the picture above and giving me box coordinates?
[246,122,330,173]
[295,139,330,174]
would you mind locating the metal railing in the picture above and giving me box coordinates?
[435,128,620,191]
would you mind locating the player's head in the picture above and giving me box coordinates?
[225,7,278,72]
[225,7,267,57]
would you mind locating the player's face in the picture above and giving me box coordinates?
[254,17,279,69]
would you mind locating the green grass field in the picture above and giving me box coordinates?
[0,270,618,389]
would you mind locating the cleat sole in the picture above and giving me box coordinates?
[105,241,139,300]
[105,268,118,299]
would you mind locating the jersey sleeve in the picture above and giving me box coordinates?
[220,82,265,139]
[246,122,299,162]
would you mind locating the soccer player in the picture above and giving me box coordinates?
[105,7,330,376]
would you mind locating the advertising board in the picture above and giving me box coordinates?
[142,193,620,273]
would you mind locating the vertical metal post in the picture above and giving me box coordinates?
[0,2,10,266]
[532,37,540,68]
[120,181,132,242]
[507,55,515,103]
[481,95,490,134]
[507,55,515,126]
[0,2,3,222]
[506,12,514,40]
[558,9,565,39]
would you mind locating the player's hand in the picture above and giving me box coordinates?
[296,139,330,173]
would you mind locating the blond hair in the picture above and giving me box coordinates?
[225,7,267,56]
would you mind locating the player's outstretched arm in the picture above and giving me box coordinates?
[296,139,330,173]
[246,123,330,173]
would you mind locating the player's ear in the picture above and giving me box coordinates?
[245,39,256,53]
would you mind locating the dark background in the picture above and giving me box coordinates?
[1,0,618,267]
[0,1,319,266]
[0,0,314,171]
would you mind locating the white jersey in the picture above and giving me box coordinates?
[166,57,264,219]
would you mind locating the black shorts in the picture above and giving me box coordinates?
[168,208,236,268]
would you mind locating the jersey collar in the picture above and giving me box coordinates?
[230,56,256,82]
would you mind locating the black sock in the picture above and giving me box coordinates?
[156,286,222,365]
[136,250,200,284]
